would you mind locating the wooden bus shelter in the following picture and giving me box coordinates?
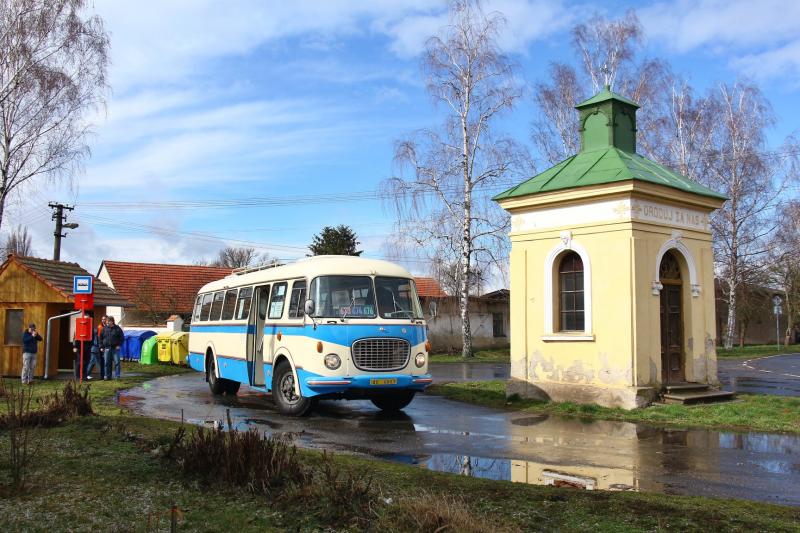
[0,255,130,378]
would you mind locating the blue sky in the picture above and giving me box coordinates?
[10,0,800,281]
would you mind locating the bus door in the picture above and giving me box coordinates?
[248,284,270,387]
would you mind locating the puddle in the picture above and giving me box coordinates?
[120,373,800,506]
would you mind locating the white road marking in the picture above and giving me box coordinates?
[740,353,800,379]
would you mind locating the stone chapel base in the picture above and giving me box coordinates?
[507,378,659,410]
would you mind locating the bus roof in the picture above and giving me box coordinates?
[197,255,415,294]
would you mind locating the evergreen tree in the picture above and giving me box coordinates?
[309,225,362,256]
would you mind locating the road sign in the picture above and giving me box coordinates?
[73,275,93,294]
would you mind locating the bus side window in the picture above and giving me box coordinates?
[210,291,225,321]
[221,288,238,320]
[200,293,214,321]
[235,287,253,320]
[268,282,287,319]
[288,280,307,319]
[192,295,203,323]
[258,285,271,320]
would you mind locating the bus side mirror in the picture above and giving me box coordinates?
[304,299,315,316]
[428,300,437,319]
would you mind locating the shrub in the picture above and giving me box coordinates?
[170,426,308,497]
[0,380,93,430]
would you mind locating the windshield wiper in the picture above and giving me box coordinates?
[340,297,356,322]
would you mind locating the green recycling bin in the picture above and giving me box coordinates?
[169,332,189,366]
[139,335,158,365]
[156,332,173,363]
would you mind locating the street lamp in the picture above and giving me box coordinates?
[773,295,783,348]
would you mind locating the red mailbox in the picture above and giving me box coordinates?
[76,316,93,341]
[74,293,94,311]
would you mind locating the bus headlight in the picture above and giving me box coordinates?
[324,353,341,370]
[415,353,426,368]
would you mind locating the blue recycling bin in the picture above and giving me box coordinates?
[122,330,157,361]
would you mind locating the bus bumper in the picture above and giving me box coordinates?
[299,369,433,398]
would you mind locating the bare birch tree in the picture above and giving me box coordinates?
[770,199,800,346]
[0,0,109,230]
[2,224,32,256]
[531,10,670,164]
[700,82,799,348]
[384,0,522,357]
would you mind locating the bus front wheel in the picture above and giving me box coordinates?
[272,361,314,416]
[370,391,415,412]
[207,355,239,396]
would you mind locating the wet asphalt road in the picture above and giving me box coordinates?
[718,353,800,396]
[431,353,800,397]
[120,372,800,506]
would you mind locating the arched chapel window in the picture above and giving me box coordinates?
[559,252,584,331]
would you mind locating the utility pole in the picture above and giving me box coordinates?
[49,202,78,261]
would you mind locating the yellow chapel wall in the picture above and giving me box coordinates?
[509,221,636,393]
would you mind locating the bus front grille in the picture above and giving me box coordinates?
[351,338,410,371]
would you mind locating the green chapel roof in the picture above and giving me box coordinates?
[575,86,640,109]
[493,86,727,202]
[493,146,728,201]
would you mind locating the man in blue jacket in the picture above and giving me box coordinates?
[22,323,43,384]
[100,316,124,379]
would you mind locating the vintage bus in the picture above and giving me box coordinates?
[188,255,433,416]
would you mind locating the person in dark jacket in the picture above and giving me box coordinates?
[21,323,43,384]
[101,316,124,379]
[84,324,104,380]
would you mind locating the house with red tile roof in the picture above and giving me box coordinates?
[414,277,510,352]
[97,260,232,327]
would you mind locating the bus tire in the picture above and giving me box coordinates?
[207,355,225,395]
[272,361,314,416]
[370,391,415,412]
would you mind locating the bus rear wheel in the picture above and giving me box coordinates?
[272,361,314,416]
[370,391,415,412]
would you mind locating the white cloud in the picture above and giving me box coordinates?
[640,0,800,52]
[733,39,800,83]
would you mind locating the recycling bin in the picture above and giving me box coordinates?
[123,330,156,362]
[139,335,159,365]
[156,332,173,363]
[169,331,189,366]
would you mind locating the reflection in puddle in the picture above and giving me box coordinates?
[120,374,800,506]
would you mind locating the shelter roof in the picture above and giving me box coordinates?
[100,260,233,313]
[493,146,728,201]
[5,255,130,307]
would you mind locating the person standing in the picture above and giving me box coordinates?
[21,323,43,385]
[84,323,104,380]
[101,316,124,379]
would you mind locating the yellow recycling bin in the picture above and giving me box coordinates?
[156,332,173,363]
[169,332,189,366]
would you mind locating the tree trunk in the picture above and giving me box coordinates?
[724,283,736,349]
[460,203,473,358]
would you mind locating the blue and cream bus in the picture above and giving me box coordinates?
[188,256,433,416]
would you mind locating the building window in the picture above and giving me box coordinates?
[559,252,584,331]
[4,309,24,345]
[492,312,505,338]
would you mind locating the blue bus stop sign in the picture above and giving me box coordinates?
[73,275,93,294]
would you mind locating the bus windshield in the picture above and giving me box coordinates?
[309,276,376,318]
[375,277,423,319]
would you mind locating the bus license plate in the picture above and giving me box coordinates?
[370,378,397,386]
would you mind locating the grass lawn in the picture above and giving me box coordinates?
[427,380,800,434]
[1,366,799,531]
[430,347,510,364]
[716,343,800,359]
